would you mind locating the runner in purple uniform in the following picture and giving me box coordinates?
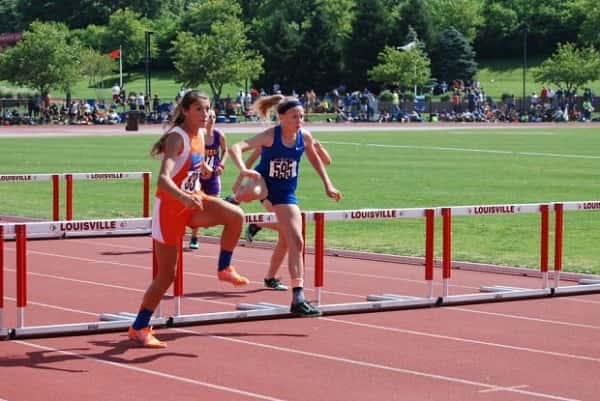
[189,109,228,250]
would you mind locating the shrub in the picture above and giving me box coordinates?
[379,90,394,102]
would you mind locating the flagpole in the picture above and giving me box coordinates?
[119,45,123,89]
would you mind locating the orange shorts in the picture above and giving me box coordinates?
[151,197,193,246]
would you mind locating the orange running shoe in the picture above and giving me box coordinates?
[217,266,250,286]
[128,326,167,348]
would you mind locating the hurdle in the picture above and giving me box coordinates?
[1,171,151,221]
[0,173,60,220]
[64,172,151,220]
[440,201,600,306]
[234,208,438,317]
[1,218,163,339]
[167,211,290,326]
[4,201,600,339]
[553,201,600,296]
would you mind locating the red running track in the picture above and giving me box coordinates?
[1,235,600,401]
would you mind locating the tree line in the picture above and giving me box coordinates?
[0,0,599,98]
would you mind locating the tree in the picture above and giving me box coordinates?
[367,45,431,92]
[182,0,242,36]
[436,27,477,83]
[171,18,263,100]
[103,9,154,69]
[397,0,434,48]
[578,1,600,50]
[0,0,23,32]
[80,48,116,88]
[428,0,484,43]
[532,42,600,94]
[0,21,83,97]
[295,0,353,92]
[16,0,166,28]
[345,0,394,90]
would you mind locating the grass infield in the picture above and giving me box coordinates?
[1,125,599,274]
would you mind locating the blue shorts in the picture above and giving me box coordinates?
[266,187,297,206]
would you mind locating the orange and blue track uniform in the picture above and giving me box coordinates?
[151,126,205,245]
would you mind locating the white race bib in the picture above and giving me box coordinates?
[181,171,201,192]
[269,159,297,179]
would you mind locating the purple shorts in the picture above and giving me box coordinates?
[200,177,221,196]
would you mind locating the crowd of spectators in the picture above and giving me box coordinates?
[0,82,597,127]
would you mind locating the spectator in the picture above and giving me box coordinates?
[112,84,121,104]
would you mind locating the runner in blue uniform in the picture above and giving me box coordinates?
[229,95,342,316]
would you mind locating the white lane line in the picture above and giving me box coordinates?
[448,131,556,135]
[322,317,600,363]
[480,384,530,393]
[176,326,583,401]
[5,296,98,317]
[12,341,287,401]
[451,307,600,330]
[323,141,600,160]
[479,384,529,393]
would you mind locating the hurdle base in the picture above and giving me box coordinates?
[0,328,9,340]
[578,278,600,285]
[236,302,287,311]
[318,297,436,314]
[10,320,153,340]
[553,283,600,296]
[99,312,166,326]
[366,294,424,302]
[169,308,293,326]
[440,288,552,306]
[479,285,530,293]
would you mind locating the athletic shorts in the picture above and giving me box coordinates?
[266,187,297,206]
[200,177,221,196]
[151,197,192,245]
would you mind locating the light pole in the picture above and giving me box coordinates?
[522,26,528,113]
[144,31,153,99]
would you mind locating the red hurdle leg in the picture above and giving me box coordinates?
[16,224,27,328]
[554,203,564,288]
[441,208,452,297]
[65,174,73,221]
[540,204,549,288]
[52,174,60,221]
[314,212,325,305]
[143,172,150,218]
[425,209,435,298]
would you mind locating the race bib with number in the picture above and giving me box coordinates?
[205,155,215,168]
[269,158,297,179]
[181,171,201,192]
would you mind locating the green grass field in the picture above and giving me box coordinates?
[1,125,599,274]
